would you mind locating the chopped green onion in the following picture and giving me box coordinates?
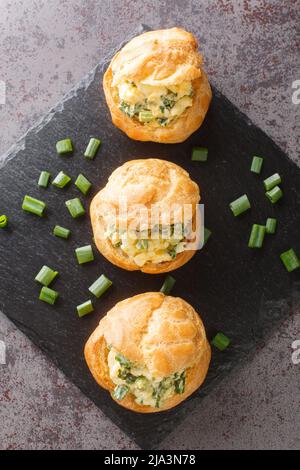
[263,173,281,191]
[265,186,283,204]
[52,171,71,188]
[203,227,212,246]
[160,275,176,295]
[77,300,94,318]
[250,156,263,174]
[39,286,59,305]
[211,332,231,351]
[65,198,85,218]
[38,171,51,188]
[265,218,277,235]
[139,111,153,122]
[22,195,46,217]
[75,245,94,265]
[75,174,92,196]
[248,224,266,248]
[0,215,8,228]
[53,225,70,239]
[113,384,129,400]
[229,194,251,217]
[35,265,58,287]
[89,274,112,298]
[136,239,148,250]
[84,138,101,159]
[280,248,300,272]
[56,138,73,155]
[191,147,208,162]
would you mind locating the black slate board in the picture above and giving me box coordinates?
[0,26,300,449]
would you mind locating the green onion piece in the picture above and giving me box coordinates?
[0,215,8,228]
[35,265,58,287]
[52,171,71,189]
[266,218,277,235]
[203,227,212,246]
[84,138,101,159]
[75,174,92,196]
[139,111,153,122]
[263,173,281,191]
[56,138,73,155]
[113,384,129,400]
[160,275,176,295]
[53,225,70,239]
[229,194,251,217]
[65,198,85,218]
[75,245,94,265]
[280,248,300,272]
[39,286,59,305]
[191,147,208,162]
[22,195,46,217]
[248,224,266,248]
[250,156,263,174]
[77,300,94,318]
[211,332,231,351]
[38,171,51,188]
[89,274,112,298]
[265,186,283,204]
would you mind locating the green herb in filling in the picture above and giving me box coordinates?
[113,384,129,400]
[115,353,132,368]
[174,370,186,394]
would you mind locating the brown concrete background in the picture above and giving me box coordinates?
[0,0,299,449]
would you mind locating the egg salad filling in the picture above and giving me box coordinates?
[105,224,188,267]
[108,347,186,408]
[117,80,193,127]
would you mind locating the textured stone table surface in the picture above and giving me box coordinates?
[0,0,299,450]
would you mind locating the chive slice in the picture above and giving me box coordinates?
[22,195,46,217]
[38,171,51,188]
[248,224,266,248]
[160,275,176,295]
[113,384,129,400]
[229,194,251,217]
[265,186,283,204]
[84,138,101,159]
[75,245,94,265]
[56,138,73,155]
[35,265,58,287]
[265,218,277,235]
[53,225,70,239]
[139,111,153,122]
[191,147,208,162]
[263,173,281,191]
[0,215,8,228]
[203,227,212,246]
[280,248,300,272]
[211,332,231,351]
[75,174,92,196]
[250,156,263,174]
[89,274,112,298]
[52,171,71,188]
[77,300,94,318]
[39,286,59,305]
[65,198,85,218]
